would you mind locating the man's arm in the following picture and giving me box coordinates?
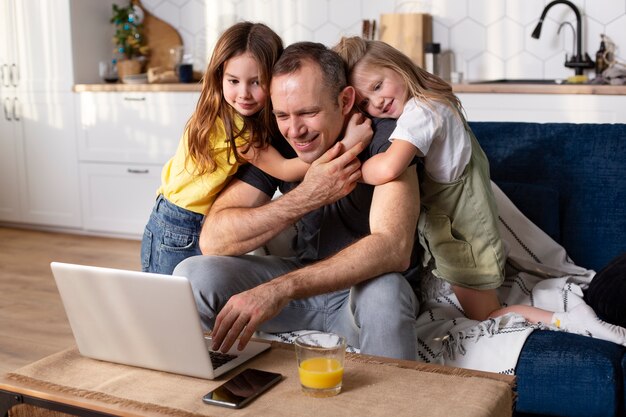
[200,141,364,255]
[211,166,420,352]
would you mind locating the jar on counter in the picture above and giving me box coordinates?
[424,42,441,76]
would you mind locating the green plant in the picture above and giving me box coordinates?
[110,2,149,60]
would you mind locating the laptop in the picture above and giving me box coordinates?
[50,262,271,379]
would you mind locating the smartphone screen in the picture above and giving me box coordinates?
[202,368,282,409]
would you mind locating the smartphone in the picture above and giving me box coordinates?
[202,368,282,409]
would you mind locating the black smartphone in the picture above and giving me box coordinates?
[202,368,282,409]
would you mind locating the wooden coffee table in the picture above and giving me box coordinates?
[1,342,515,417]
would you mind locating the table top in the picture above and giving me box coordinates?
[1,342,515,417]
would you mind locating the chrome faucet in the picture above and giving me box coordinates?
[531,0,594,76]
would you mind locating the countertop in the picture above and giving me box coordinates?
[74,82,626,95]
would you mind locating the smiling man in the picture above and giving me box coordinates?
[173,42,422,360]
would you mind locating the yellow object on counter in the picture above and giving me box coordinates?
[566,75,588,84]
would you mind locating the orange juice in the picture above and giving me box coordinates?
[298,357,344,389]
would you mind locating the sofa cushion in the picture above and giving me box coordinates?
[515,330,625,417]
[470,122,626,272]
[496,181,560,242]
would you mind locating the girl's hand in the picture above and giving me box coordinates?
[340,112,372,153]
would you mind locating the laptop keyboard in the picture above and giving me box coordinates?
[209,350,238,369]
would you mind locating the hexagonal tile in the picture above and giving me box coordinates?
[450,18,486,61]
[431,0,468,27]
[544,53,574,79]
[329,0,361,29]
[605,15,626,63]
[432,20,450,51]
[585,0,626,24]
[525,18,568,60]
[505,0,546,25]
[152,2,180,28]
[504,51,543,79]
[142,0,165,9]
[314,22,342,46]
[466,52,504,81]
[362,1,392,22]
[395,1,431,14]
[180,0,207,34]
[293,0,328,31]
[282,23,314,45]
[486,17,523,60]
[585,17,607,58]
[469,0,505,26]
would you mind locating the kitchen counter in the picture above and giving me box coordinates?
[75,82,626,95]
[74,83,202,92]
[452,82,626,95]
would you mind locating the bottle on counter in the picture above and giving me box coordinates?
[595,35,608,77]
[424,42,441,76]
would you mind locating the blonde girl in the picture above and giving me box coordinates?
[332,36,626,345]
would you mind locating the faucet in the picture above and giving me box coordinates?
[531,0,594,76]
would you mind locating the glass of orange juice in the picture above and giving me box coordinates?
[295,331,346,397]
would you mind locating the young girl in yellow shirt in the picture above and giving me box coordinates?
[142,23,370,275]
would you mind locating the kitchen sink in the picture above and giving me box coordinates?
[470,78,566,85]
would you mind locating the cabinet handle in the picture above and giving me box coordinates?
[10,63,19,88]
[3,97,11,121]
[123,97,146,101]
[1,64,9,88]
[12,97,20,121]
[127,168,150,174]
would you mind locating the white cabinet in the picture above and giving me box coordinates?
[0,0,81,227]
[0,95,23,222]
[457,93,626,123]
[77,91,198,236]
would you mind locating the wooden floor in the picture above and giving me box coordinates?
[0,227,141,375]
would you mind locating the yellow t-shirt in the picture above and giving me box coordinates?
[157,117,248,215]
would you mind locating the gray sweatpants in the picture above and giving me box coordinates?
[173,254,420,360]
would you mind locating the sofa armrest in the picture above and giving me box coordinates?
[515,330,626,417]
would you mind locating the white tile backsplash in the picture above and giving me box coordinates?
[141,0,625,82]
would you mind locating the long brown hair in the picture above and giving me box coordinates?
[185,22,283,176]
[333,36,465,120]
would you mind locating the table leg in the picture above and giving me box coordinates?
[0,388,116,417]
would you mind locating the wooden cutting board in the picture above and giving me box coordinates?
[379,13,432,67]
[134,0,183,69]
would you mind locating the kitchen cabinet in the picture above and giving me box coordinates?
[0,0,81,227]
[456,93,626,123]
[77,91,198,236]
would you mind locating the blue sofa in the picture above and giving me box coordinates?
[470,122,626,417]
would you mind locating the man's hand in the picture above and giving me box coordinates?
[211,282,289,352]
[298,140,365,207]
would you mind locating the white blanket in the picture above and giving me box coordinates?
[416,182,595,374]
[261,183,597,375]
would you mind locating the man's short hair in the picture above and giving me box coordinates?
[272,41,348,102]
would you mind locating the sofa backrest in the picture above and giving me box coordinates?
[470,122,626,272]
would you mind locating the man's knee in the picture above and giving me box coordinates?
[352,273,418,320]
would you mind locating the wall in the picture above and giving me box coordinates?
[139,0,626,82]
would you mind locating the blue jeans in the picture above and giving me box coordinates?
[173,254,420,360]
[141,194,203,275]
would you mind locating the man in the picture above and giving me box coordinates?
[173,42,421,360]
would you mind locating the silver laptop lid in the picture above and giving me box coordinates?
[51,262,220,378]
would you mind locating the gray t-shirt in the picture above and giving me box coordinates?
[236,118,421,279]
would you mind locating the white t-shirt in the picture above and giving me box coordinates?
[389,98,471,183]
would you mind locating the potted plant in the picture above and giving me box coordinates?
[111,1,149,80]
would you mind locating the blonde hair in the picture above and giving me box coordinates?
[185,22,283,176]
[333,36,465,120]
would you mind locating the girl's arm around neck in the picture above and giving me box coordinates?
[361,139,419,185]
[241,144,309,182]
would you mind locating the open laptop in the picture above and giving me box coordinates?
[50,262,271,379]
